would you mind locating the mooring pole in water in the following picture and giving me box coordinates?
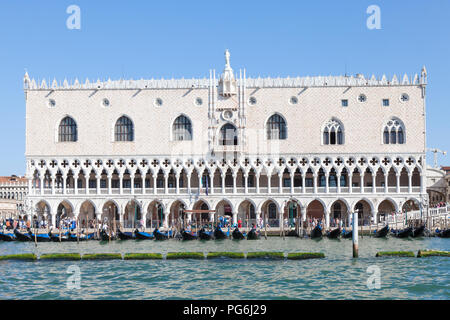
[352,211,358,258]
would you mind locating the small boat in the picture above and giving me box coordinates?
[181,229,198,240]
[198,228,213,240]
[14,229,32,242]
[394,227,413,238]
[342,229,352,239]
[152,228,168,241]
[247,228,260,240]
[28,232,51,242]
[374,225,389,238]
[135,229,154,240]
[310,225,322,239]
[326,228,341,239]
[411,225,425,238]
[0,232,16,241]
[213,226,227,240]
[438,229,450,238]
[68,231,94,241]
[286,230,299,237]
[48,231,69,242]
[117,229,134,240]
[100,230,115,241]
[232,228,245,240]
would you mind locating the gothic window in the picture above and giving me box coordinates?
[172,115,192,141]
[114,116,134,142]
[268,203,277,219]
[323,119,344,145]
[58,116,77,142]
[219,123,238,145]
[267,114,287,140]
[383,118,405,144]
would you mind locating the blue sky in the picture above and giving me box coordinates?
[0,0,448,175]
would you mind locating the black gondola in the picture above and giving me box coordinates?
[181,229,198,240]
[342,229,352,239]
[135,229,155,240]
[326,228,341,239]
[310,225,322,239]
[0,232,15,241]
[28,231,51,242]
[198,228,213,240]
[247,228,260,240]
[14,229,32,241]
[232,228,245,240]
[100,229,116,241]
[411,225,425,238]
[117,229,134,240]
[286,230,299,237]
[374,225,389,238]
[213,226,227,240]
[438,229,450,238]
[394,227,412,238]
[48,231,69,242]
[68,231,94,241]
[152,228,168,241]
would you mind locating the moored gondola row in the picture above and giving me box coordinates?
[0,224,448,242]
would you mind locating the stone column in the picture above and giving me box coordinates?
[187,213,192,224]
[408,173,412,194]
[396,173,400,193]
[372,173,376,194]
[325,210,330,229]
[163,212,169,229]
[221,173,226,194]
[244,173,248,194]
[107,174,112,195]
[96,174,101,195]
[153,176,157,195]
[336,174,341,194]
[130,174,135,195]
[420,172,425,194]
[348,173,353,194]
[302,175,306,194]
[325,172,329,194]
[232,173,237,194]
[256,173,260,194]
[232,212,237,226]
[63,174,67,195]
[187,173,191,195]
[313,173,318,194]
[27,177,33,196]
[164,174,169,195]
[142,175,146,195]
[372,211,377,225]
[290,173,294,194]
[85,175,89,194]
[360,174,364,193]
[51,175,56,195]
[267,173,272,194]
[278,173,283,194]
[119,173,124,195]
[384,173,388,193]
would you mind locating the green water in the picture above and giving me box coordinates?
[0,237,448,300]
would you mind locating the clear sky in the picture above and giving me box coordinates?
[0,0,448,176]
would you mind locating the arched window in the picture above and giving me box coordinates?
[267,114,287,140]
[219,123,238,145]
[323,119,344,145]
[115,116,134,142]
[172,115,192,141]
[58,117,77,142]
[383,118,405,144]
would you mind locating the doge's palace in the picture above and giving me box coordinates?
[24,51,428,229]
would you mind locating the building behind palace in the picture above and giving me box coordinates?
[23,51,429,229]
[0,175,27,219]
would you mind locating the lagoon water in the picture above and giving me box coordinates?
[0,237,448,300]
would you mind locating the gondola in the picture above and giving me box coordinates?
[438,229,450,238]
[198,228,213,240]
[310,225,322,239]
[117,229,134,240]
[411,225,425,238]
[393,227,412,238]
[68,231,94,241]
[181,229,198,240]
[286,230,299,237]
[152,228,168,241]
[213,226,227,240]
[247,228,260,240]
[342,229,352,239]
[232,228,245,240]
[326,228,341,239]
[14,229,32,241]
[28,231,51,242]
[135,229,155,240]
[48,231,69,242]
[374,225,389,238]
[0,232,16,241]
[100,229,116,241]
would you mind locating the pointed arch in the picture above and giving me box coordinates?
[114,115,134,141]
[266,113,287,140]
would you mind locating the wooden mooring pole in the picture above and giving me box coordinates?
[352,211,358,258]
